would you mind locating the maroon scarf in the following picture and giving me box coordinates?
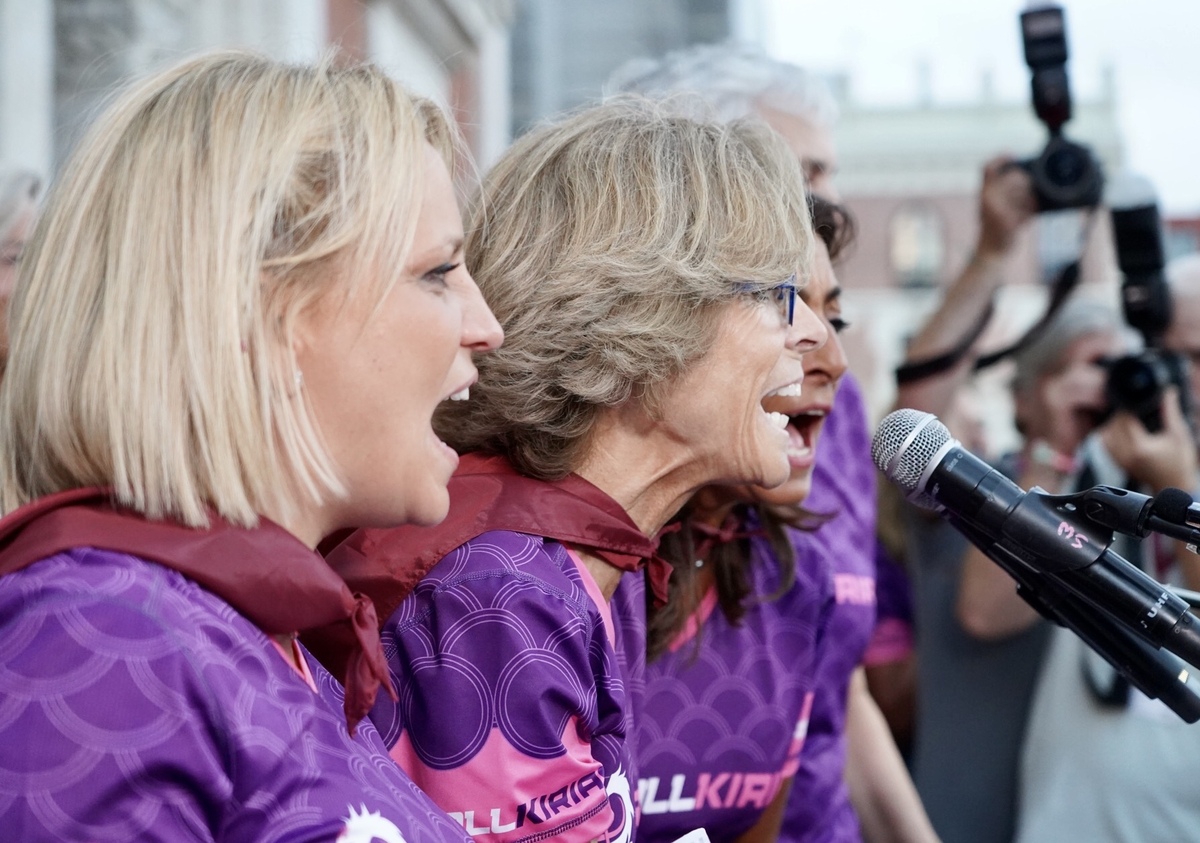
[0,487,393,734]
[308,453,673,677]
[690,512,766,559]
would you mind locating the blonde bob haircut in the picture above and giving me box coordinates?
[441,95,814,480]
[0,50,455,527]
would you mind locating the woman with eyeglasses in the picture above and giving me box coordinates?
[622,197,862,843]
[0,51,503,841]
[312,96,826,843]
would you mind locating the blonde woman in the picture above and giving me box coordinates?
[316,98,826,843]
[0,52,501,841]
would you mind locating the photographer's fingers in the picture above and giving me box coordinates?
[979,158,1037,256]
[1104,388,1198,491]
[1157,387,1199,485]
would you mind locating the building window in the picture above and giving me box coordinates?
[1036,209,1087,284]
[890,203,944,288]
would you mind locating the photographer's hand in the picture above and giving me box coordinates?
[1101,387,1200,591]
[1100,387,1198,493]
[979,157,1039,257]
[894,157,1036,419]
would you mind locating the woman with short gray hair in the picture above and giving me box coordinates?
[319,95,827,843]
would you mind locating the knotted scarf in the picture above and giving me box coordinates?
[309,452,673,678]
[0,487,393,734]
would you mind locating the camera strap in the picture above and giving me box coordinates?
[894,297,997,384]
[894,208,1096,384]
[973,259,1082,371]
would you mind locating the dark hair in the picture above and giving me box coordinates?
[811,194,856,263]
[646,196,857,663]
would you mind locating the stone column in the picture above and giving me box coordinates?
[53,0,191,167]
[0,0,54,176]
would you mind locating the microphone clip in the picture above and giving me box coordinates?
[996,487,1115,574]
[1029,484,1200,557]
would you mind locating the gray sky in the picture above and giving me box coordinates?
[763,0,1200,215]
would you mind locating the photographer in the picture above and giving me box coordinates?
[1012,257,1200,843]
[903,297,1125,843]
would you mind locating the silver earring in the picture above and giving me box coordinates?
[294,369,304,390]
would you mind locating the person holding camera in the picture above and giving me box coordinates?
[889,156,1039,843]
[1011,258,1200,843]
[900,295,1124,843]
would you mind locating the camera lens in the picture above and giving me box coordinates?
[1044,145,1086,188]
[1106,352,1170,431]
[1030,136,1103,211]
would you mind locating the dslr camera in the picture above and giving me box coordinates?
[1016,5,1104,212]
[1104,179,1192,433]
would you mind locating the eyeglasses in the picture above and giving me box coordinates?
[735,275,798,326]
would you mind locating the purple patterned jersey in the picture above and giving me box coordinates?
[366,529,637,843]
[781,372,878,843]
[862,538,915,668]
[0,548,474,843]
[626,524,835,843]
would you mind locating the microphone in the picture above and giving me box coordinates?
[873,408,1200,720]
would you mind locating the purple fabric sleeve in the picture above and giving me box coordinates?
[781,372,879,843]
[367,530,637,843]
[0,548,474,843]
[863,538,915,667]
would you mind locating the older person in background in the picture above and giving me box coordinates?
[317,96,827,843]
[609,43,840,199]
[610,44,938,843]
[0,51,503,842]
[901,298,1123,843]
[0,167,40,366]
[1010,258,1200,843]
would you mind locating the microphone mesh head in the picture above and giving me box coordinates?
[872,409,952,497]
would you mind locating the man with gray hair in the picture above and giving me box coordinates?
[606,43,840,198]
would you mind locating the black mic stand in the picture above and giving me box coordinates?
[976,483,1200,667]
[948,512,1200,723]
[948,483,1200,723]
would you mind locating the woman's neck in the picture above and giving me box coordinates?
[574,419,710,539]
